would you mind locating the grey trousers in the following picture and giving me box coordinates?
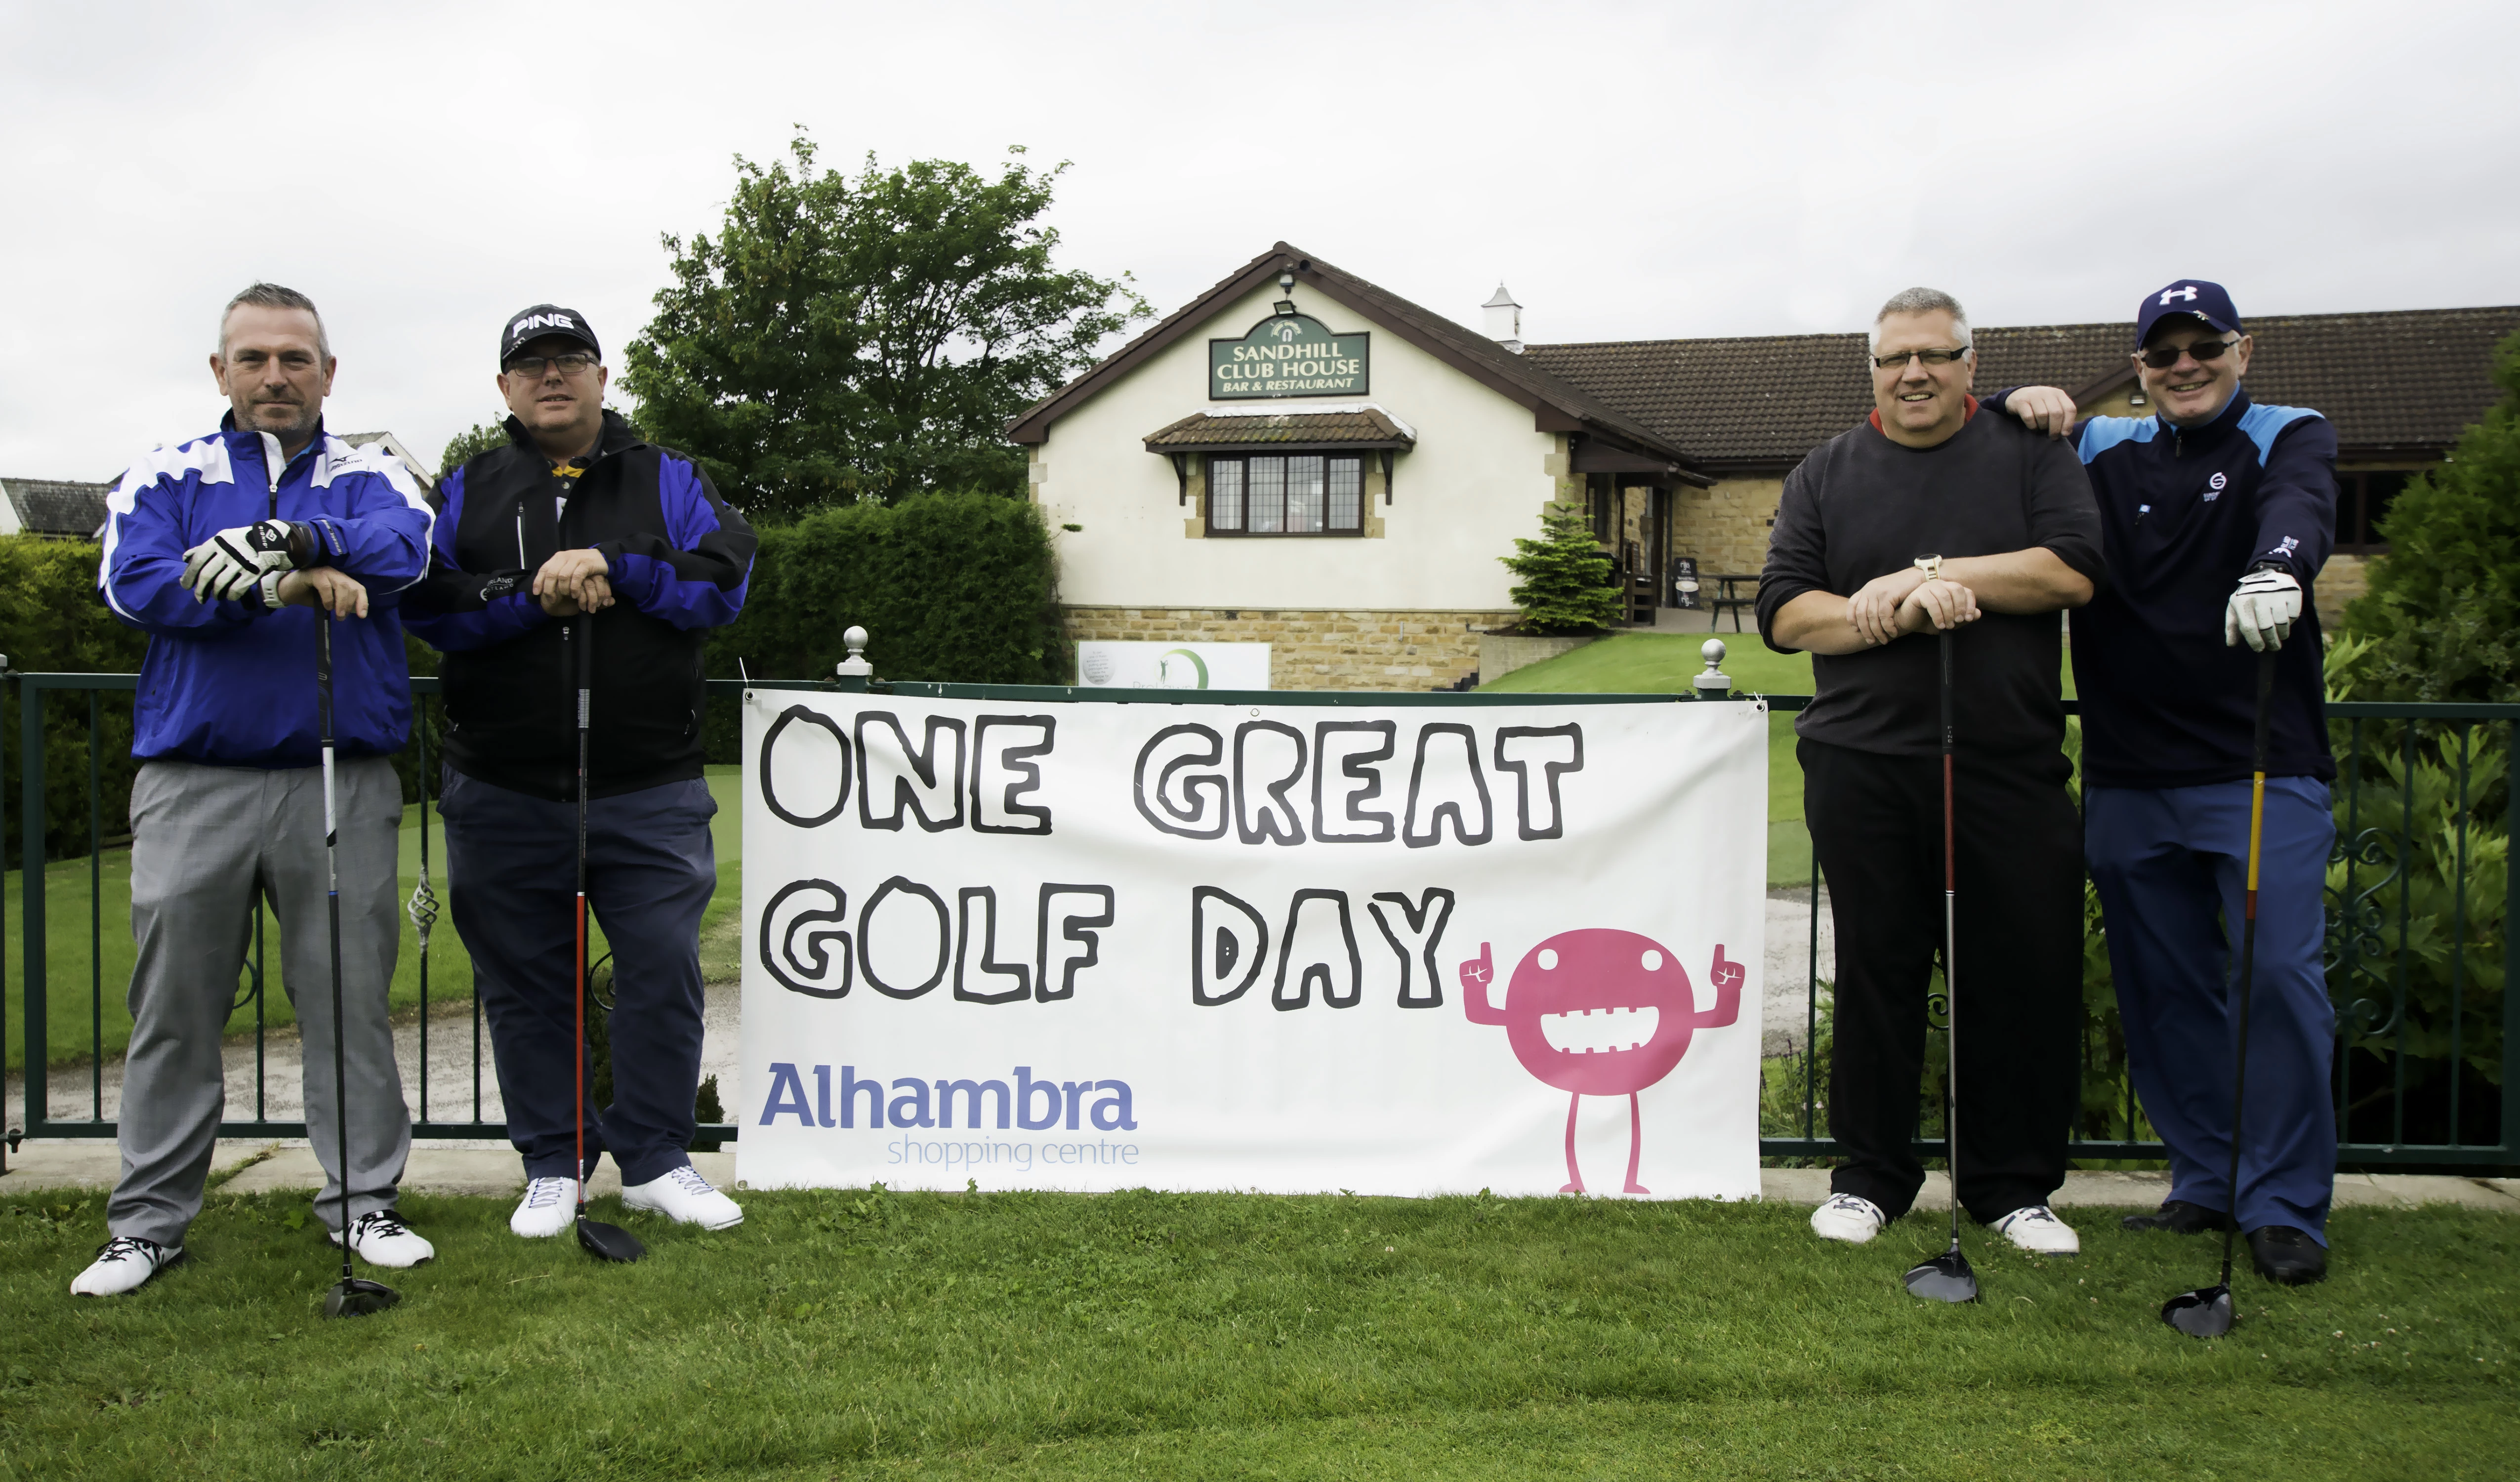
[109,758,412,1247]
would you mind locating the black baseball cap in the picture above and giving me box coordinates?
[499,304,601,367]
[2133,280,2243,349]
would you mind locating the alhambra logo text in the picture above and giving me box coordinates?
[736,691,1769,1198]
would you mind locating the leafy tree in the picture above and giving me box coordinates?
[2331,327,2520,702]
[620,135,1149,521]
[438,420,508,478]
[1499,501,1624,634]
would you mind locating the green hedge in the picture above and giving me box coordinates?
[707,490,1064,683]
[700,490,1065,760]
[0,492,1064,855]
[0,537,147,867]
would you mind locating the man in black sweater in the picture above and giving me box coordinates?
[1758,287,2104,1255]
[407,306,756,1239]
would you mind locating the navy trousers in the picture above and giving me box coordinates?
[439,768,717,1185]
[2085,778,2337,1241]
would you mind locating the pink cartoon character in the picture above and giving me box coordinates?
[1461,930,1743,1194]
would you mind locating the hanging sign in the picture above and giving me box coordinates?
[1210,313,1371,400]
[737,691,1767,1199]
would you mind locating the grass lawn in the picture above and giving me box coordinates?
[1,1186,2510,1480]
[1480,635,1817,887]
[4,767,745,1075]
[1482,633,2078,888]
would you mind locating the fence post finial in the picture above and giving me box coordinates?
[836,626,872,691]
[1693,638,1732,698]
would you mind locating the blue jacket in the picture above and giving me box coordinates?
[1989,385,2338,789]
[403,412,754,800]
[98,419,434,767]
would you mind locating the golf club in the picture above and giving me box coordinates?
[2161,646,2279,1338]
[570,617,646,1264]
[1904,627,1979,1304]
[318,614,400,1318]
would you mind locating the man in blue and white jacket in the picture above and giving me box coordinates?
[405,305,754,1240]
[1997,279,2339,1285]
[76,284,437,1297]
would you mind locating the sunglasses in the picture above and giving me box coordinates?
[2138,336,2239,370]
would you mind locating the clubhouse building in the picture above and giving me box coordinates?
[1011,242,2517,690]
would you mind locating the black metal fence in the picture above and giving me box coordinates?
[6,672,2515,1173]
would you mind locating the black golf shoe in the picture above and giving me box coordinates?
[2121,1199,2233,1235]
[2247,1225,2328,1285]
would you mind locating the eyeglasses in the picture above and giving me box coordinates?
[2137,336,2239,370]
[505,352,599,378]
[1871,347,1969,370]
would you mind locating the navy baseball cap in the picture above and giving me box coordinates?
[499,304,600,367]
[2134,280,2243,349]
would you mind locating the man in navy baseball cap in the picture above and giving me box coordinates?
[2134,279,2243,351]
[1986,280,2342,1286]
[498,304,600,368]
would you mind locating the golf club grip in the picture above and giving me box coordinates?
[1940,630,1954,890]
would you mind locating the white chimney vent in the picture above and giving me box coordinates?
[1483,283,1523,353]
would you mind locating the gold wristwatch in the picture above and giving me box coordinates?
[1913,555,1944,583]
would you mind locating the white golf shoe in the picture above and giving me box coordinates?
[1810,1193,1887,1244]
[623,1164,744,1230]
[510,1177,579,1238]
[71,1235,183,1296]
[1993,1205,2080,1255]
[330,1210,437,1268]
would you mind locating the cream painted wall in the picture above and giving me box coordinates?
[1032,283,1560,611]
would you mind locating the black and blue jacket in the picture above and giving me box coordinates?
[404,412,755,800]
[98,418,433,766]
[1988,384,2338,790]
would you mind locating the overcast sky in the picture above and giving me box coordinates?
[3,0,2514,480]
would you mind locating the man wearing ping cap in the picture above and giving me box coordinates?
[405,304,756,1240]
[1993,280,2340,1284]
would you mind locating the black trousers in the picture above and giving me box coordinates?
[1802,738,2082,1224]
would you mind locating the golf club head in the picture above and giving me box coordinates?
[577,1216,647,1264]
[2161,1285,2236,1338]
[1902,1250,1980,1304]
[323,1277,402,1318]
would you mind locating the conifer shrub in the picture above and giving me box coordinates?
[1498,501,1623,635]
[2320,327,2519,1135]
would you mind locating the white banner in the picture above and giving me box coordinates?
[737,691,1768,1200]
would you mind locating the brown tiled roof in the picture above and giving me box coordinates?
[2230,308,2520,454]
[1145,409,1416,451]
[1011,243,1703,477]
[3,478,112,539]
[1527,305,2520,469]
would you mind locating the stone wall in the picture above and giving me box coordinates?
[1673,475,1785,578]
[2314,552,2368,629]
[1062,606,1516,691]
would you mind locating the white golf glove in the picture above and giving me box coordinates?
[2224,567,2302,652]
[181,519,307,604]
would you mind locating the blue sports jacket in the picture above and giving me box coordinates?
[1988,384,2338,789]
[98,418,434,767]
[403,412,754,800]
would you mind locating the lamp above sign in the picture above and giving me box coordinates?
[1209,313,1371,401]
